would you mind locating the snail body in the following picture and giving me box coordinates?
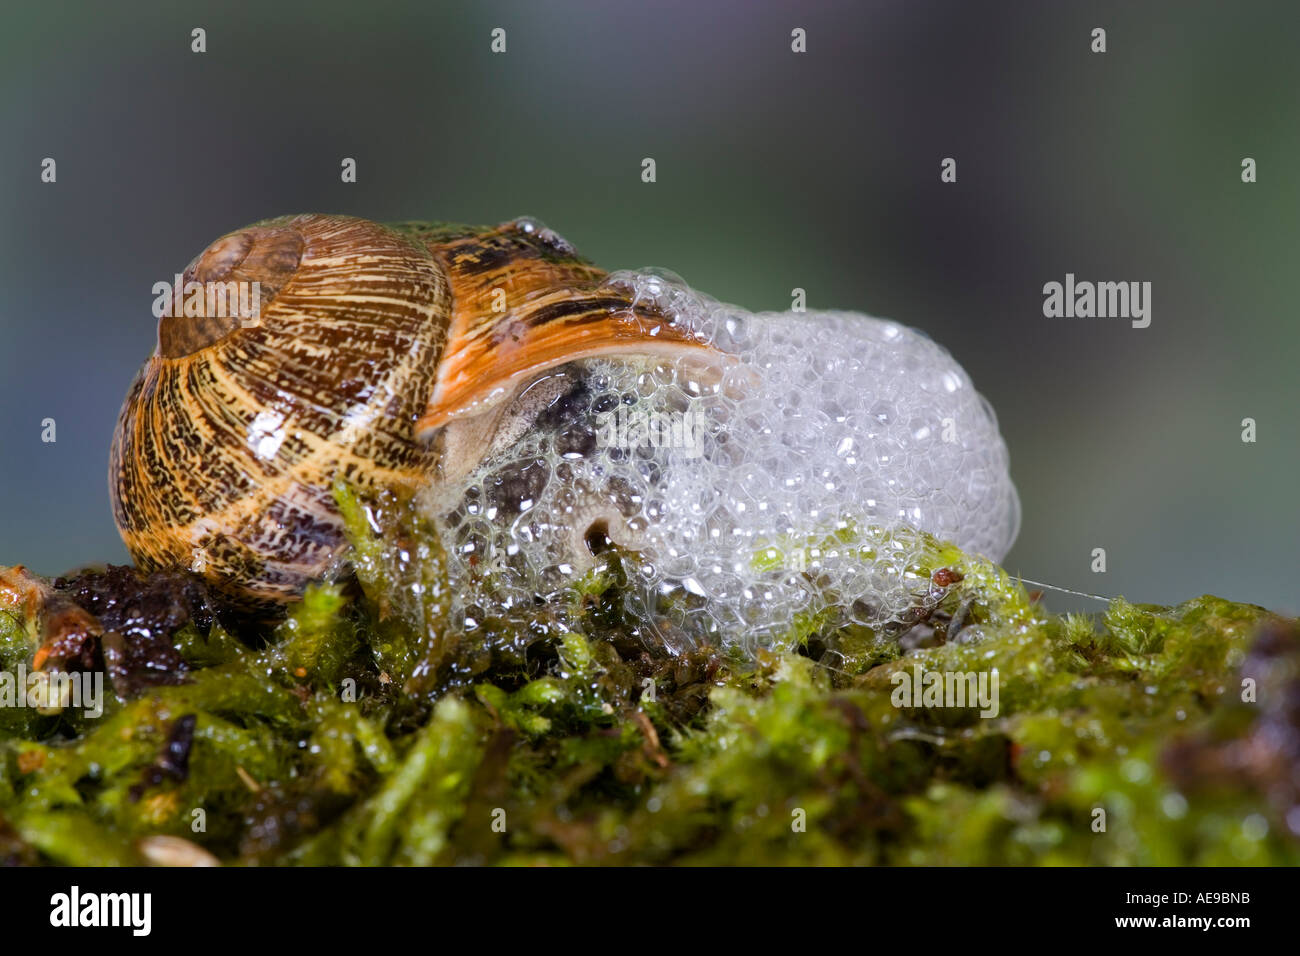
[110,215,714,609]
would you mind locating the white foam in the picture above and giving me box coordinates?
[416,269,1019,655]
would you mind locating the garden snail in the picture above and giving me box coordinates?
[109,214,721,611]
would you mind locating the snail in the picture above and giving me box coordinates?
[109,214,724,611]
[111,213,1022,648]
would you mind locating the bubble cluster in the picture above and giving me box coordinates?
[415,269,1019,655]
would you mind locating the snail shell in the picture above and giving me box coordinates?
[110,214,716,609]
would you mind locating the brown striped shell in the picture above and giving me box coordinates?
[110,214,716,610]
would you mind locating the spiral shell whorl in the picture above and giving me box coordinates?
[110,215,450,608]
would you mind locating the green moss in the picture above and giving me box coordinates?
[0,520,1296,866]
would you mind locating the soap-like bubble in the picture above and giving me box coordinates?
[414,270,1020,656]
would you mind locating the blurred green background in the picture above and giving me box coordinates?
[0,0,1295,614]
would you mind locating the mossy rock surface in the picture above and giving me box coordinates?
[1,514,1296,866]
